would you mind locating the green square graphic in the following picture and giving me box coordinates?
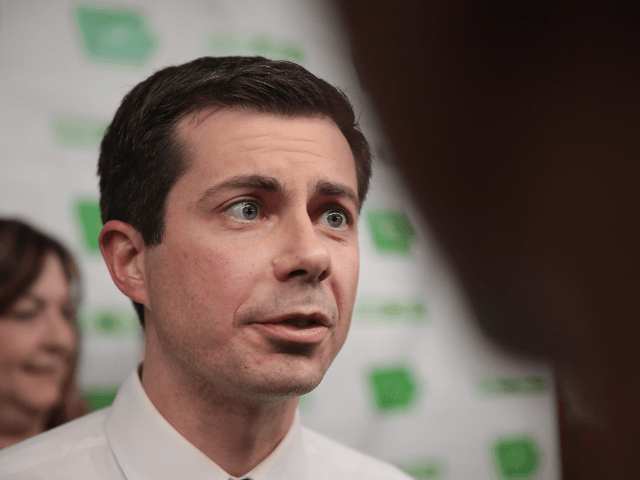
[297,393,312,412]
[78,308,142,338]
[493,437,540,479]
[83,388,118,411]
[398,460,443,479]
[354,298,428,323]
[75,5,156,64]
[369,366,418,412]
[367,209,416,255]
[477,376,546,396]
[380,300,426,317]
[75,199,102,253]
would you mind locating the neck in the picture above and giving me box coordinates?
[0,401,49,450]
[141,352,298,478]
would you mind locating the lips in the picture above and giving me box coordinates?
[249,312,331,344]
[281,313,329,327]
[22,358,66,377]
[283,317,307,326]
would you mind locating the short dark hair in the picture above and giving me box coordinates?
[98,56,372,326]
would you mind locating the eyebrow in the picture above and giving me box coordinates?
[196,174,361,211]
[197,175,285,206]
[13,294,68,310]
[314,179,361,212]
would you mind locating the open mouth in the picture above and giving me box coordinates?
[282,318,319,328]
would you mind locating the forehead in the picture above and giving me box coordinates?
[174,108,357,196]
[28,253,69,299]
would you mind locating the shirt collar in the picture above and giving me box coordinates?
[104,367,310,480]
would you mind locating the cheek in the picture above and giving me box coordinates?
[62,322,78,356]
[201,249,257,298]
[0,327,37,398]
[0,326,32,368]
[333,245,360,306]
[168,241,268,319]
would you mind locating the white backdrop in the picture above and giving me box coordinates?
[0,1,560,478]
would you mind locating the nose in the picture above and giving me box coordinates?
[42,306,77,357]
[272,211,332,283]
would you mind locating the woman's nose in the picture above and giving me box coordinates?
[42,306,77,356]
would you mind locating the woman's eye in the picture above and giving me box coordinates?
[321,209,347,228]
[226,201,260,221]
[10,310,38,321]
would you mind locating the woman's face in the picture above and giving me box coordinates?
[0,253,77,412]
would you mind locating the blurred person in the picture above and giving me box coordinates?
[0,57,412,480]
[0,219,87,450]
[336,1,640,478]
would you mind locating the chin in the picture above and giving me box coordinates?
[249,367,327,402]
[19,385,64,412]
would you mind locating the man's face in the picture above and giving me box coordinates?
[142,109,360,402]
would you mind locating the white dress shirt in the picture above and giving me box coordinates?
[0,368,413,480]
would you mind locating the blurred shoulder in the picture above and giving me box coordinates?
[0,408,120,480]
[302,426,414,480]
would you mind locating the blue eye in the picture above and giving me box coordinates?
[226,201,260,221]
[321,209,347,228]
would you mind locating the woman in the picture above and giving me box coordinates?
[0,219,87,449]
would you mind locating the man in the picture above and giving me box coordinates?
[0,57,412,479]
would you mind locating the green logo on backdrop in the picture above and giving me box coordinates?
[397,460,443,479]
[75,5,156,64]
[211,32,305,63]
[75,199,102,253]
[83,387,118,411]
[367,209,416,255]
[355,299,427,323]
[369,366,418,412]
[51,114,108,148]
[477,376,546,396]
[493,437,541,479]
[297,393,312,412]
[78,308,142,338]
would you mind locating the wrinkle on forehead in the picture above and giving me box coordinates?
[175,109,357,200]
[231,126,347,161]
[181,108,339,142]
[236,146,328,159]
[180,106,333,136]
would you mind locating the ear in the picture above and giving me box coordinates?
[99,220,149,307]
